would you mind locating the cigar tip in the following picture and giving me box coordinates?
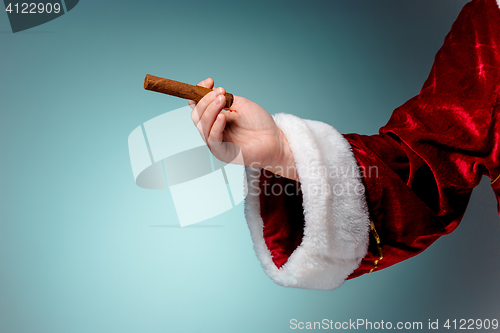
[144,74,151,90]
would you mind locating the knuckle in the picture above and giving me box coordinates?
[190,110,198,123]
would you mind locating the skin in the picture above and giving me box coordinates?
[189,78,298,181]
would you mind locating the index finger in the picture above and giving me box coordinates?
[188,78,215,109]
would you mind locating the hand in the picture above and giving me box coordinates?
[189,78,298,181]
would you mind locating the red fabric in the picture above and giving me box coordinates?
[348,0,500,278]
[260,169,304,269]
[259,0,500,278]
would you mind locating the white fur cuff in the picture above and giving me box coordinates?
[244,113,370,290]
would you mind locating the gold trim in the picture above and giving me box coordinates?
[491,173,500,185]
[369,220,384,273]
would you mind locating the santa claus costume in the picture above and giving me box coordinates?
[244,0,500,289]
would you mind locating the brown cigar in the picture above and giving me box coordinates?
[144,74,234,108]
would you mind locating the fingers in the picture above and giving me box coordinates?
[199,77,214,89]
[208,112,226,145]
[191,87,226,140]
[206,113,227,161]
[188,99,197,109]
[188,78,214,109]
[199,91,226,141]
[207,113,241,164]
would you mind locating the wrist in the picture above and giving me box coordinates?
[263,130,298,182]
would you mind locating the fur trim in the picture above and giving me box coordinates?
[497,0,500,9]
[244,114,370,290]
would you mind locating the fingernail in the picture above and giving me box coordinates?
[215,114,222,123]
[214,95,222,106]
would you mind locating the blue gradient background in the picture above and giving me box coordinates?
[1,1,499,332]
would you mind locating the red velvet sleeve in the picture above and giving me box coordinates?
[347,0,500,278]
[253,0,500,283]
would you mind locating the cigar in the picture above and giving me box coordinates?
[144,74,234,108]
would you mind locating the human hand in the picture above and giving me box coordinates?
[189,78,298,181]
